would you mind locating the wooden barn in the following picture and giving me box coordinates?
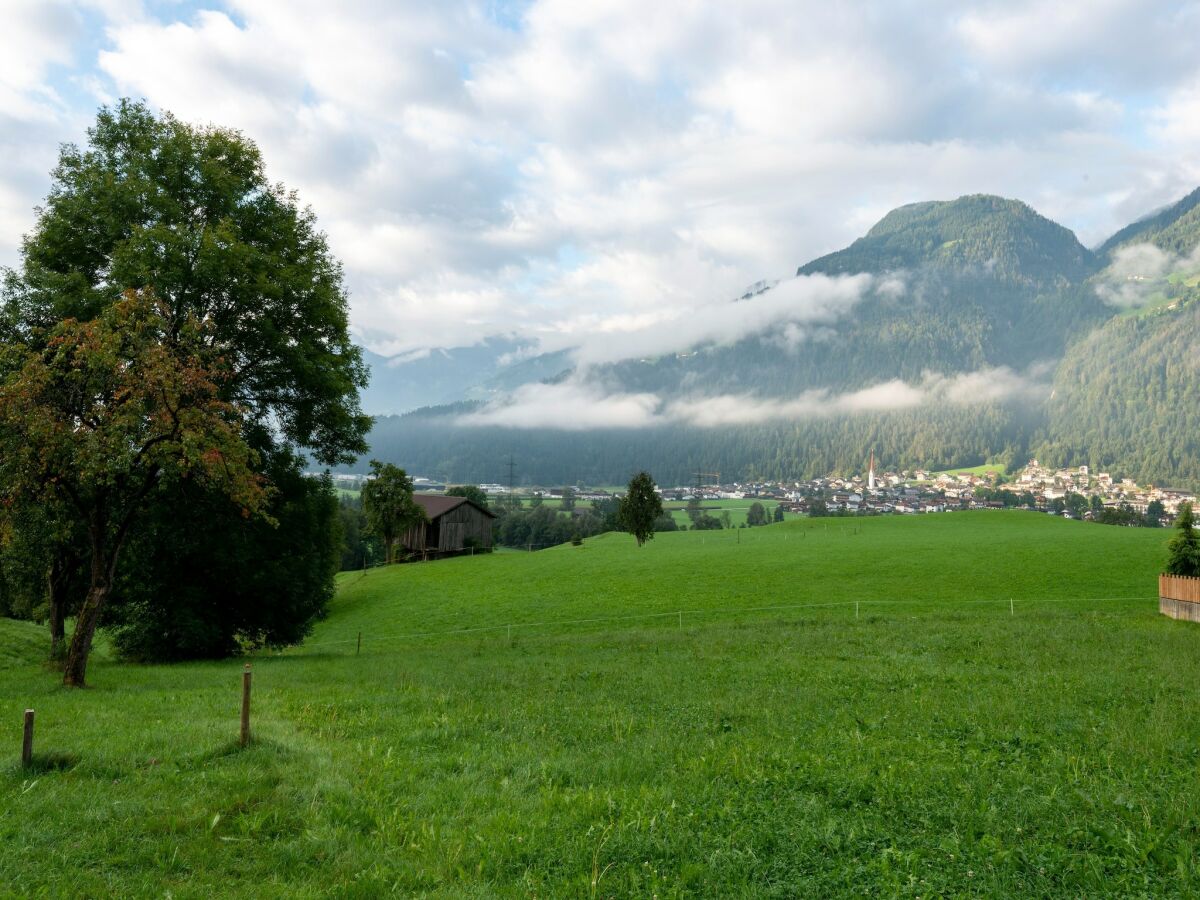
[403,494,497,557]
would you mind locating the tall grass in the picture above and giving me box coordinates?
[2,512,1193,897]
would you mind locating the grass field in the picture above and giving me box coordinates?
[661,497,783,528]
[930,462,1007,478]
[3,512,1197,897]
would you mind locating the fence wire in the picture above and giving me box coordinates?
[295,594,1160,653]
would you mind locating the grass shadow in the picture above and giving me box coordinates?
[20,751,80,774]
[187,736,297,767]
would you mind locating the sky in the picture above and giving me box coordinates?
[4,0,1200,379]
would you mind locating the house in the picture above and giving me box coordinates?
[404,494,497,557]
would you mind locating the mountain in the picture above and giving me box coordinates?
[799,194,1097,287]
[597,194,1107,399]
[355,190,1200,490]
[1097,186,1200,259]
[1036,187,1200,484]
[1036,296,1200,487]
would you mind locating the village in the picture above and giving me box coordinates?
[327,458,1197,526]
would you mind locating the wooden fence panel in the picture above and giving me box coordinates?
[1159,573,1200,620]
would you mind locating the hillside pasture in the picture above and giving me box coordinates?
[2,512,1197,897]
[660,497,784,528]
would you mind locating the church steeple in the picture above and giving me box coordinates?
[868,451,876,491]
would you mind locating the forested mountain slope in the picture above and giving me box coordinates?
[1097,187,1200,259]
[360,190,1200,489]
[1035,296,1200,486]
[588,195,1109,399]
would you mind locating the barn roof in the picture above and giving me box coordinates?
[413,494,498,520]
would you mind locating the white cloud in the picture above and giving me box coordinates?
[2,0,1200,386]
[1095,241,1200,307]
[459,365,1049,430]
[457,377,662,429]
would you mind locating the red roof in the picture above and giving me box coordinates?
[413,494,497,520]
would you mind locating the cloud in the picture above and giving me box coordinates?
[458,365,1050,430]
[1094,242,1200,307]
[457,377,662,429]
[3,0,1200,387]
[564,271,878,366]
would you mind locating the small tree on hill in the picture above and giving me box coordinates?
[746,502,767,526]
[618,472,663,547]
[773,504,785,523]
[0,292,269,686]
[1166,503,1200,577]
[362,461,426,564]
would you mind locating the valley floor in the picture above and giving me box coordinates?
[2,512,1197,897]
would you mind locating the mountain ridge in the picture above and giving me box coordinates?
[355,187,1200,490]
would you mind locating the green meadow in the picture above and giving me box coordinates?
[930,462,1008,478]
[3,512,1198,897]
[660,497,784,527]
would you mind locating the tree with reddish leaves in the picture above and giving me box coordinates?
[1,100,368,663]
[0,292,269,686]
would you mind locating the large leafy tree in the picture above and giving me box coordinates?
[618,472,664,547]
[0,293,268,686]
[362,461,426,564]
[1,100,370,660]
[3,99,369,464]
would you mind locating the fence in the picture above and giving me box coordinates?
[1160,573,1200,621]
[300,593,1159,655]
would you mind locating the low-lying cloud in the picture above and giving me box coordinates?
[456,364,1051,430]
[564,271,882,366]
[1095,241,1200,307]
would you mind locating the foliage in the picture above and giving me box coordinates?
[494,504,611,550]
[446,484,489,509]
[337,495,383,571]
[746,502,767,526]
[0,99,369,666]
[653,513,679,533]
[617,472,663,546]
[2,99,369,465]
[1034,295,1200,489]
[360,400,1035,488]
[0,501,85,656]
[361,461,425,564]
[0,293,269,684]
[0,513,1191,896]
[106,456,339,661]
[1166,503,1200,576]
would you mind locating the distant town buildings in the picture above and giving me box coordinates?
[316,457,1196,524]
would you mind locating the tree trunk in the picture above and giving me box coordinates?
[47,557,67,661]
[62,580,108,687]
[62,514,121,688]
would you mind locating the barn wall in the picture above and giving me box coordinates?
[435,505,495,551]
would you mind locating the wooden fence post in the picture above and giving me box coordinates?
[21,709,34,767]
[240,664,252,747]
[356,632,362,655]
